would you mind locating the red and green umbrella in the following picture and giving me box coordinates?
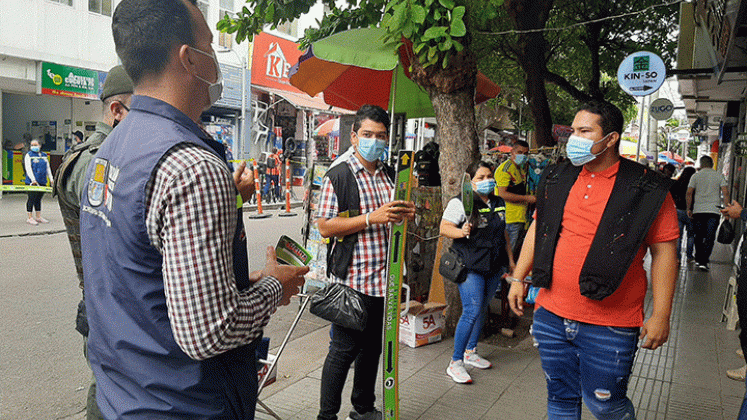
[288,27,500,118]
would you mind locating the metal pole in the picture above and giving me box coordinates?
[635,96,645,163]
[241,56,248,160]
[387,66,398,165]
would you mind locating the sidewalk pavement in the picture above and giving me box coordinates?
[6,189,745,419]
[256,244,746,420]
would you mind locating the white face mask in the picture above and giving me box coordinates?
[188,46,223,107]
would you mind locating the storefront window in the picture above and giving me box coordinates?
[197,0,209,20]
[218,9,235,49]
[48,0,73,6]
[88,0,112,16]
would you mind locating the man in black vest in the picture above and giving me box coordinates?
[507,101,679,419]
[315,105,415,420]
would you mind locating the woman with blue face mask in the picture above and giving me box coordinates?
[23,139,54,225]
[440,160,515,384]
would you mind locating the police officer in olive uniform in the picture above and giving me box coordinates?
[53,65,133,420]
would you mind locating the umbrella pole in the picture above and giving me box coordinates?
[387,65,398,167]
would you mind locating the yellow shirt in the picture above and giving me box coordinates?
[494,159,527,224]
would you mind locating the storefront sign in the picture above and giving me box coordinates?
[650,98,674,120]
[251,33,305,93]
[41,62,100,100]
[215,63,247,110]
[616,51,666,97]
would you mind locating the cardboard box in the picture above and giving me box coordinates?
[399,301,446,348]
[257,354,278,387]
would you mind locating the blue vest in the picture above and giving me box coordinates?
[80,96,255,419]
[25,150,48,185]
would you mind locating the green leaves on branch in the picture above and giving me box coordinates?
[382,1,471,70]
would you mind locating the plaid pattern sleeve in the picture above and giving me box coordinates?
[316,177,338,220]
[145,143,282,361]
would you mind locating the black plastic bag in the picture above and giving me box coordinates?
[309,283,367,331]
[718,218,735,244]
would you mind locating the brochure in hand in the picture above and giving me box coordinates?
[275,235,313,267]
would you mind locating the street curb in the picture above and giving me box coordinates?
[0,229,67,239]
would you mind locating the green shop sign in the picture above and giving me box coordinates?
[41,62,100,99]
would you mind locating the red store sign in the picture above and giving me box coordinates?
[251,32,305,93]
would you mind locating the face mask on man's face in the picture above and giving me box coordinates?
[188,46,223,108]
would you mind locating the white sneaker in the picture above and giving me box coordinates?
[26,218,38,226]
[447,360,472,384]
[464,350,492,369]
[727,365,746,381]
[35,217,49,224]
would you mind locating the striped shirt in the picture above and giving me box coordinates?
[316,154,394,297]
[144,142,282,360]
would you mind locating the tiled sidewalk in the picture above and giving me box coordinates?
[257,244,746,420]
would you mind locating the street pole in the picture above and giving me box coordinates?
[635,96,645,163]
[241,55,248,161]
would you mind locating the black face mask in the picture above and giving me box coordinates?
[111,102,130,129]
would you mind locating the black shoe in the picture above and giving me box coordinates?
[697,263,710,271]
[346,409,382,420]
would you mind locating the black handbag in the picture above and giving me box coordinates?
[718,218,736,244]
[309,283,367,331]
[439,247,467,283]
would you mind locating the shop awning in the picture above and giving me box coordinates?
[253,86,352,114]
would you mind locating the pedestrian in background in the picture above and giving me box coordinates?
[24,138,53,225]
[494,140,534,257]
[315,105,415,420]
[686,155,729,271]
[79,0,307,418]
[73,130,85,146]
[441,160,514,384]
[508,100,678,420]
[670,166,696,262]
[53,64,133,420]
[263,147,282,201]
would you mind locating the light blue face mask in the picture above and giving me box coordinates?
[30,146,41,153]
[473,179,496,195]
[357,136,387,163]
[514,153,527,165]
[566,133,611,166]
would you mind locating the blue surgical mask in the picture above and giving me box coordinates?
[357,136,386,163]
[30,146,40,152]
[514,154,527,165]
[473,179,496,195]
[566,133,611,166]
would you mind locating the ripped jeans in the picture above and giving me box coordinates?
[532,307,639,420]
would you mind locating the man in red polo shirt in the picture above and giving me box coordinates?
[508,101,678,420]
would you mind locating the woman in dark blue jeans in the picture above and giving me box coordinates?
[440,160,514,384]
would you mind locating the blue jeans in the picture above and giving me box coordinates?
[676,209,694,260]
[452,270,503,361]
[506,222,525,256]
[693,213,720,266]
[532,307,639,420]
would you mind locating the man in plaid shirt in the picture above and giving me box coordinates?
[315,105,415,420]
[79,1,307,418]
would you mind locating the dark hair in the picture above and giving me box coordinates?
[73,131,84,141]
[513,140,529,149]
[577,100,624,136]
[353,105,390,132]
[662,163,676,174]
[112,0,198,85]
[466,160,493,179]
[700,155,714,168]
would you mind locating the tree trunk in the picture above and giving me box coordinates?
[430,85,481,335]
[505,0,555,147]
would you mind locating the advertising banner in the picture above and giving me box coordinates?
[251,33,305,93]
[41,62,100,100]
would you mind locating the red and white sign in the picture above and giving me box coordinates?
[251,32,305,93]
